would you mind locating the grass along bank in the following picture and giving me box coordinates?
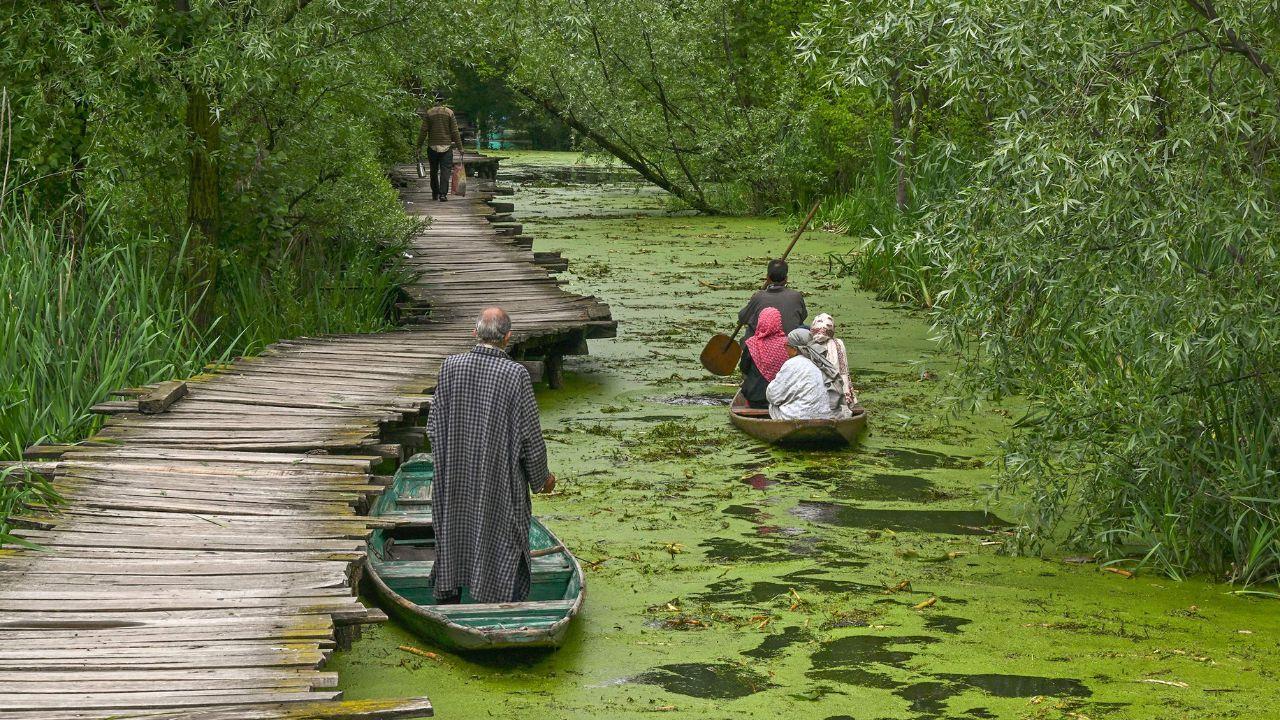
[0,201,410,542]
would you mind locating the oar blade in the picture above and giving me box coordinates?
[700,333,742,376]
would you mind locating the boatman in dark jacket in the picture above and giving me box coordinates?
[739,258,807,335]
[427,307,556,604]
[737,259,807,408]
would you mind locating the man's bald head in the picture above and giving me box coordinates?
[475,307,512,346]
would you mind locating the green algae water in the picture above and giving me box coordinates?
[330,152,1279,719]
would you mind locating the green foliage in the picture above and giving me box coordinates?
[472,0,829,213]
[0,201,408,463]
[804,0,1280,585]
[0,0,462,245]
[0,466,59,549]
[0,0,450,536]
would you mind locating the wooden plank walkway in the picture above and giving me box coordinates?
[0,164,614,718]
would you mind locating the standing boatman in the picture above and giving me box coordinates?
[738,258,807,336]
[427,307,557,604]
[416,92,465,202]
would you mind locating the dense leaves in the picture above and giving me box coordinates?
[0,1,463,535]
[472,0,843,213]
[803,0,1280,585]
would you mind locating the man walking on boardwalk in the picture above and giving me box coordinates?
[416,92,465,202]
[427,307,556,604]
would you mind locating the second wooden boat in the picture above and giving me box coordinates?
[364,454,584,651]
[729,391,868,446]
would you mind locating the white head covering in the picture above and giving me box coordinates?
[811,313,836,342]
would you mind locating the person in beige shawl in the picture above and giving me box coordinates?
[810,313,856,408]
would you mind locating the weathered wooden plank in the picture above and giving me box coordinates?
[0,689,342,711]
[138,381,188,414]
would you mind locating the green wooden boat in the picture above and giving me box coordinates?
[364,454,584,651]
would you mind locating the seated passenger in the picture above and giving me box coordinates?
[788,327,852,418]
[741,307,788,409]
[810,313,857,409]
[766,329,833,420]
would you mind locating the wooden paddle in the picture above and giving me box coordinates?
[700,200,823,376]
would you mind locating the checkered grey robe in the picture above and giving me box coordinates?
[426,345,549,603]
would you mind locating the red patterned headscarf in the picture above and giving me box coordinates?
[745,307,789,381]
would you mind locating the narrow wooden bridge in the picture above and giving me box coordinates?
[0,161,614,719]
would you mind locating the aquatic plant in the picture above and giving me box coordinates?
[0,466,58,548]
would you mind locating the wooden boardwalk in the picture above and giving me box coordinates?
[0,164,614,718]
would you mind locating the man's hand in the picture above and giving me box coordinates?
[540,473,557,494]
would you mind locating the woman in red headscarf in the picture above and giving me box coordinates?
[739,307,789,409]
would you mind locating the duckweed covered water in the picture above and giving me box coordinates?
[329,151,1279,719]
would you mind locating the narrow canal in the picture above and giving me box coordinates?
[330,153,1279,719]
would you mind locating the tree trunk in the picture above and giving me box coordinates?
[175,0,220,327]
[184,83,221,328]
[891,71,911,212]
[514,85,720,214]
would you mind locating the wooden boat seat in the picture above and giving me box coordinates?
[434,599,575,630]
[378,555,571,578]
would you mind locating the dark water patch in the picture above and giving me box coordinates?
[813,667,900,690]
[791,501,1010,535]
[831,473,936,502]
[649,394,734,406]
[722,504,764,520]
[924,615,972,634]
[787,535,825,557]
[808,634,939,687]
[700,537,797,563]
[742,625,811,659]
[695,573,877,605]
[894,673,1090,718]
[877,448,975,470]
[938,673,1090,698]
[898,681,952,716]
[632,662,772,699]
[813,634,938,667]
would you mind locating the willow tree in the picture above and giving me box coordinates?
[472,0,822,212]
[802,0,1280,584]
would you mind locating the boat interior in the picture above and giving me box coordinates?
[369,461,580,631]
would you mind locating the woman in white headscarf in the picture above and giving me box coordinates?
[810,313,855,410]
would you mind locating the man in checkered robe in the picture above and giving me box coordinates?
[427,307,556,604]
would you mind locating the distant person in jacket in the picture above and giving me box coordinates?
[416,92,465,202]
[738,259,807,337]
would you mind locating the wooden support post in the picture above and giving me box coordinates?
[518,360,545,383]
[545,353,564,389]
